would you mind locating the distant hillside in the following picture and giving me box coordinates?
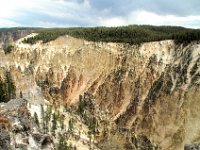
[20,25,200,45]
[0,28,40,44]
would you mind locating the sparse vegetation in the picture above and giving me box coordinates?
[77,94,96,134]
[58,134,77,150]
[3,44,14,54]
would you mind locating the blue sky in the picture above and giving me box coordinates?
[0,0,200,28]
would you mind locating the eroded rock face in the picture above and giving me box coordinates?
[0,99,54,150]
[0,130,11,150]
[0,34,200,150]
[0,30,33,44]
[185,143,200,150]
[95,42,200,150]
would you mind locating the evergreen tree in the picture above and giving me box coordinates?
[69,143,73,149]
[51,113,57,135]
[41,104,46,133]
[22,25,200,45]
[5,71,16,100]
[58,134,69,150]
[0,80,8,102]
[57,135,77,150]
[3,44,14,54]
[68,118,74,132]
[20,91,23,98]
[44,105,52,133]
[78,95,84,116]
[88,117,96,134]
[34,112,40,127]
[0,71,16,103]
[59,114,65,130]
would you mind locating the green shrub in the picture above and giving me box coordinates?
[3,44,14,54]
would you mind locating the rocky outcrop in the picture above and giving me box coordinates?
[0,29,32,45]
[0,99,54,150]
[185,143,200,150]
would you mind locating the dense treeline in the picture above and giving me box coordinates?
[172,30,200,44]
[21,25,200,45]
[23,29,68,44]
[0,27,41,32]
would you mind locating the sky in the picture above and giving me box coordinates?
[0,0,200,28]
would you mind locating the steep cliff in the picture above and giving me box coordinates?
[0,29,33,44]
[0,32,200,150]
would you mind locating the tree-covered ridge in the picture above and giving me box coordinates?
[0,27,42,32]
[21,25,200,45]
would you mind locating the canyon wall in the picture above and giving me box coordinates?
[0,33,200,149]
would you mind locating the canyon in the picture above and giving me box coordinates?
[0,30,200,150]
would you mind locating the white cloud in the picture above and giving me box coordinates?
[98,17,127,27]
[0,0,200,28]
[98,10,200,28]
[0,0,37,18]
[33,21,79,28]
[0,0,92,27]
[0,18,20,27]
